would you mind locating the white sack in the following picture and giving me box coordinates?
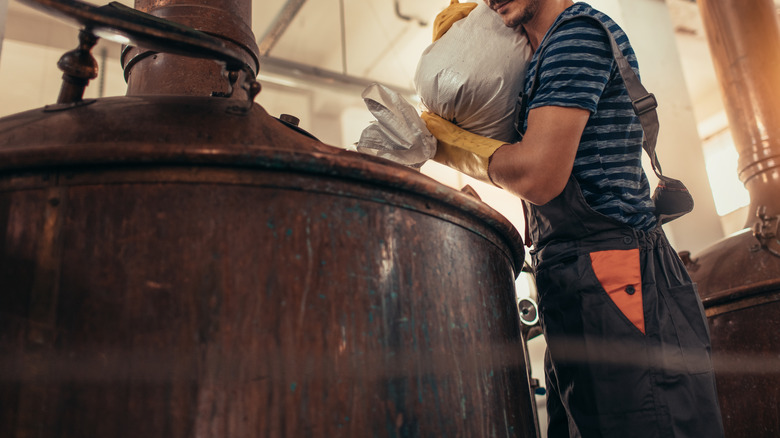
[414,2,532,143]
[355,83,437,168]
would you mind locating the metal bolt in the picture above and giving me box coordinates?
[280,114,300,126]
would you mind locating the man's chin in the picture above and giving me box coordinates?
[502,16,522,28]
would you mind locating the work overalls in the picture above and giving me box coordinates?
[525,177,725,438]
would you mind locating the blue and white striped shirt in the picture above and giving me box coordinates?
[521,3,657,230]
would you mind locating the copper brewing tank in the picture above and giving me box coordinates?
[0,0,537,437]
[685,0,780,436]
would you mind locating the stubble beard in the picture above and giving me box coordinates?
[490,0,540,28]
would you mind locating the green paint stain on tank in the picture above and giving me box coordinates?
[290,382,297,392]
[286,228,293,236]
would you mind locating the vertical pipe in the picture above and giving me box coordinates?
[697,0,780,228]
[689,3,780,436]
[125,0,259,98]
[98,47,107,98]
[339,0,347,75]
[0,0,8,60]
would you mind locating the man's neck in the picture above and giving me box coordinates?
[522,0,576,51]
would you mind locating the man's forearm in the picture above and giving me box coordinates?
[488,105,589,205]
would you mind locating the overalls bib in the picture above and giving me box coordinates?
[525,178,724,438]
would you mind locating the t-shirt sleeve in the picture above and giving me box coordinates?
[530,18,613,113]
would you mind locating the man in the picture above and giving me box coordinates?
[422,1,725,436]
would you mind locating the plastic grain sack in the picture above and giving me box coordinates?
[414,1,532,143]
[355,83,437,168]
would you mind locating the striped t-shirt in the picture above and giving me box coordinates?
[520,3,657,231]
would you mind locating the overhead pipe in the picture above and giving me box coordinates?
[256,0,307,57]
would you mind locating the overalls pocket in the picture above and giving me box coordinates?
[537,252,655,416]
[588,248,645,335]
[661,283,713,375]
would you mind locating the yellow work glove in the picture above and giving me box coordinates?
[432,0,478,42]
[421,111,506,185]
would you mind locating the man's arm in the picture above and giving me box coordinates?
[489,105,590,205]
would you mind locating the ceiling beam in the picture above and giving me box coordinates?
[257,0,307,57]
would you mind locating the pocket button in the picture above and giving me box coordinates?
[625,285,636,295]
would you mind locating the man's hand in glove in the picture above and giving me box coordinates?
[421,111,507,186]
[424,106,591,206]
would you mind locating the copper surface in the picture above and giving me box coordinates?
[698,0,780,227]
[0,95,532,436]
[124,0,259,97]
[690,1,780,436]
[0,0,537,431]
[0,0,538,433]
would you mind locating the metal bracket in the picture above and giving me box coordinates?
[216,67,262,114]
[751,206,780,257]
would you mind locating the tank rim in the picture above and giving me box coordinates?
[0,102,526,275]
